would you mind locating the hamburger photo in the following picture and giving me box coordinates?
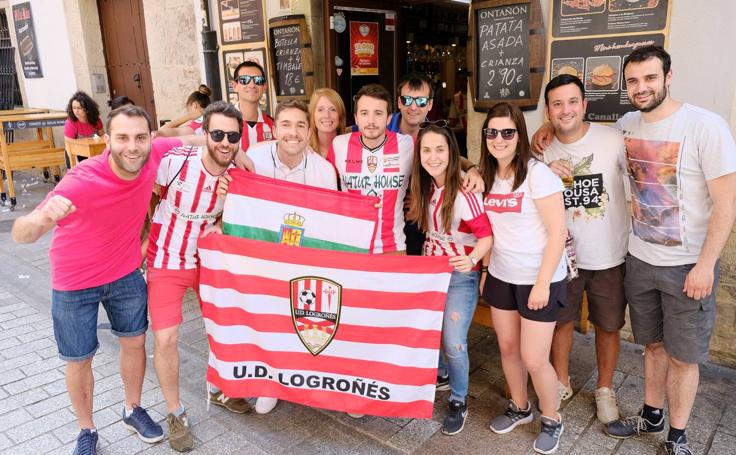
[590,64,615,89]
[557,65,580,79]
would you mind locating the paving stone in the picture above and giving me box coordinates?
[614,437,660,455]
[0,433,12,451]
[0,407,33,431]
[0,368,25,387]
[2,432,61,455]
[0,336,54,359]
[3,367,64,394]
[6,407,75,443]
[0,312,17,322]
[708,430,736,454]
[0,303,26,314]
[0,325,38,343]
[20,353,64,376]
[11,306,38,317]
[25,391,71,418]
[0,386,50,416]
[98,433,152,454]
[386,417,442,453]
[0,312,46,330]
[16,326,54,343]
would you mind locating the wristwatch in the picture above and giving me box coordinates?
[469,255,478,266]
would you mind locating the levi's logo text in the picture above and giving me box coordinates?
[485,192,523,213]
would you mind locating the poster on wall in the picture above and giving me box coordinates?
[350,22,379,76]
[12,2,42,78]
[219,0,265,44]
[547,0,671,122]
[222,48,271,115]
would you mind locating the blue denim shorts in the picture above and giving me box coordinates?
[52,269,148,362]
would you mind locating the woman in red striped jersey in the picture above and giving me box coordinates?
[407,124,492,436]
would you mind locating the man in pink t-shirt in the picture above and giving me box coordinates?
[11,106,192,455]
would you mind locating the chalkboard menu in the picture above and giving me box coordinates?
[468,0,546,112]
[553,0,669,38]
[12,2,42,78]
[547,0,671,122]
[268,16,314,101]
[218,0,265,44]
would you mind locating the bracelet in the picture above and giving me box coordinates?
[480,266,488,272]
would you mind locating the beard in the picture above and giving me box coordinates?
[630,83,667,113]
[109,146,150,176]
[207,143,236,168]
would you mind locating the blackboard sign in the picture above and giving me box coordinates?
[271,24,305,96]
[268,15,314,101]
[468,0,545,112]
[475,4,530,101]
[12,2,42,78]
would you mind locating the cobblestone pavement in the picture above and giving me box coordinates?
[1,171,735,454]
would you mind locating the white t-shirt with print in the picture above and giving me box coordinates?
[484,160,567,285]
[543,123,629,270]
[616,103,736,266]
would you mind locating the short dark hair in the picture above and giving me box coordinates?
[202,101,243,134]
[67,91,101,126]
[274,99,310,126]
[397,73,435,99]
[544,74,585,105]
[233,61,266,79]
[106,105,153,133]
[108,95,134,110]
[355,84,392,112]
[623,45,671,76]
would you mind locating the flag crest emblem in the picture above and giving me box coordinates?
[279,212,305,246]
[290,277,342,355]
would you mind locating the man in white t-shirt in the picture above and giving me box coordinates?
[147,101,250,452]
[541,74,629,425]
[533,45,736,455]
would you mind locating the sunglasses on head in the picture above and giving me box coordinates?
[236,75,266,86]
[419,119,449,129]
[399,95,430,108]
[207,129,242,144]
[483,128,517,140]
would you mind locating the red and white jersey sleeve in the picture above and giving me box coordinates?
[147,146,230,270]
[329,131,414,254]
[423,187,492,262]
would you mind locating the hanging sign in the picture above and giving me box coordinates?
[350,22,379,76]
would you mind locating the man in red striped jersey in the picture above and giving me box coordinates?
[147,101,251,452]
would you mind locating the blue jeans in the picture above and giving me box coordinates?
[437,270,480,403]
[52,269,148,362]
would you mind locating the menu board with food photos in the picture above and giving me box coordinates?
[12,2,42,78]
[547,0,670,122]
[219,0,265,44]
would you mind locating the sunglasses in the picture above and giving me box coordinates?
[483,128,517,140]
[236,75,266,86]
[208,129,242,144]
[399,95,430,108]
[420,119,449,129]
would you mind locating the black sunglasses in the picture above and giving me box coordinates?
[420,119,449,129]
[208,129,242,144]
[483,128,517,140]
[236,75,266,86]
[399,95,430,108]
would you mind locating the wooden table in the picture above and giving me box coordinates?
[64,137,106,167]
[0,111,67,210]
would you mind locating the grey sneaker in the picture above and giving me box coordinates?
[606,409,664,439]
[72,429,98,455]
[664,434,693,455]
[489,399,533,434]
[167,411,194,452]
[534,415,564,454]
[436,374,450,392]
[122,405,164,443]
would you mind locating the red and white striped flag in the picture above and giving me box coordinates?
[199,233,453,418]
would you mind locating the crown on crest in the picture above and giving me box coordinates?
[283,212,305,227]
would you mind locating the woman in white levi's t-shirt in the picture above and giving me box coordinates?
[478,103,568,452]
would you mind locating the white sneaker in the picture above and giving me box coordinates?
[594,387,620,424]
[347,413,364,418]
[556,378,573,410]
[255,397,278,414]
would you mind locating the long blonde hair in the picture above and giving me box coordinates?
[308,88,346,156]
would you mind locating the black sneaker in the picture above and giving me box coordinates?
[489,399,533,434]
[436,374,450,392]
[73,428,98,455]
[122,405,164,443]
[664,434,693,455]
[534,416,564,454]
[606,409,665,439]
[441,400,467,435]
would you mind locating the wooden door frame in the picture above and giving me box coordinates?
[322,0,405,92]
[96,0,157,121]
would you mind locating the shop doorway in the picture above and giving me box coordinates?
[97,0,156,122]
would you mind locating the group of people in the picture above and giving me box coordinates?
[11,45,736,455]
